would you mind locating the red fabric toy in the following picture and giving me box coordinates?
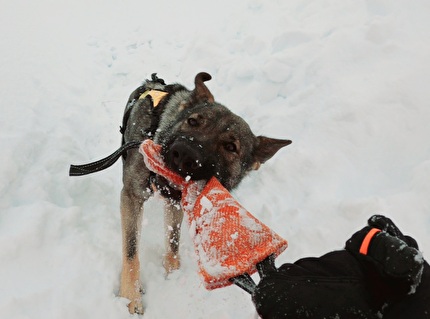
[140,139,288,289]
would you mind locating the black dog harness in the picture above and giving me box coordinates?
[69,74,168,177]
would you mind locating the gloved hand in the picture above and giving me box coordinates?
[345,215,424,294]
[367,214,419,249]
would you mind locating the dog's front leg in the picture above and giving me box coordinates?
[163,200,184,274]
[120,187,145,314]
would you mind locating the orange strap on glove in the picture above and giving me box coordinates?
[140,139,288,289]
[359,228,381,255]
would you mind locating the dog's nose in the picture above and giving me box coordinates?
[168,141,203,177]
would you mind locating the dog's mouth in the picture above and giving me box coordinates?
[162,140,215,181]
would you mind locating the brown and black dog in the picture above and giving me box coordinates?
[117,72,291,314]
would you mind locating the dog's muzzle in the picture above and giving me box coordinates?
[164,140,209,180]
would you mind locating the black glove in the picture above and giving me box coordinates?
[367,214,419,249]
[345,215,424,294]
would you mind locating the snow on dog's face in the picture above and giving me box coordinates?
[154,72,292,190]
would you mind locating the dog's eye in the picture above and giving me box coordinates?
[224,142,237,153]
[187,117,198,127]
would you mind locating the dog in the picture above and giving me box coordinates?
[119,72,291,314]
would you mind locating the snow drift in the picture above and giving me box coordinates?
[1,0,430,318]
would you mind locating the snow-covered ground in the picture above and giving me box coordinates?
[1,0,430,318]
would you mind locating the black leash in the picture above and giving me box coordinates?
[69,140,141,176]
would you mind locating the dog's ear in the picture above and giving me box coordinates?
[191,72,215,104]
[252,136,292,170]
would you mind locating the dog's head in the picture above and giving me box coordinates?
[155,72,291,190]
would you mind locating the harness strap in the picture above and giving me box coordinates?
[69,140,141,176]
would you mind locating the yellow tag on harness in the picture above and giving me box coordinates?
[139,90,168,107]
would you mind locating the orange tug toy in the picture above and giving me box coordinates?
[140,139,288,291]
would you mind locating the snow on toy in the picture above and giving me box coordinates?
[140,139,288,290]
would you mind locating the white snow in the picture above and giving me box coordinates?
[1,0,430,318]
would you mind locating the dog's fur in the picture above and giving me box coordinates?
[119,72,291,313]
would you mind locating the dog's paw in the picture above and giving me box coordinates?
[127,299,144,315]
[120,280,144,314]
[163,252,181,274]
